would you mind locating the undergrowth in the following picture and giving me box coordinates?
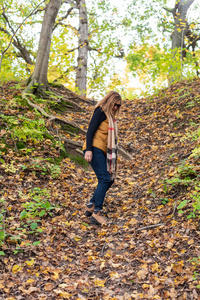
[164,125,200,219]
[0,86,85,255]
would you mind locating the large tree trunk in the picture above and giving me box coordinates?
[24,0,62,94]
[76,0,88,96]
[171,0,195,51]
[168,0,195,83]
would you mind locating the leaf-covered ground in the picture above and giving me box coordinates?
[0,79,200,299]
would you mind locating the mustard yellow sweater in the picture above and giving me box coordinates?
[82,107,108,155]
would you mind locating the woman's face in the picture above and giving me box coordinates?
[112,102,121,113]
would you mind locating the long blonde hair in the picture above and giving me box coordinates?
[95,91,122,116]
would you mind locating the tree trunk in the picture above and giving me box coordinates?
[171,0,195,50]
[169,0,195,83]
[76,0,88,96]
[24,0,62,94]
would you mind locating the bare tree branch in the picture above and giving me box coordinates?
[63,0,77,5]
[0,26,34,64]
[1,0,46,56]
[186,35,200,49]
[53,6,77,31]
[55,22,78,33]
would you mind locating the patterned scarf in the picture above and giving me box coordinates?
[107,114,118,180]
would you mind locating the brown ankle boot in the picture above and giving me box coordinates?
[84,204,94,217]
[90,211,111,226]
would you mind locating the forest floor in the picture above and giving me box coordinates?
[0,79,200,300]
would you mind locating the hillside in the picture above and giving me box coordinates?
[0,79,200,299]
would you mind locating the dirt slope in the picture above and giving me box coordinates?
[0,79,200,299]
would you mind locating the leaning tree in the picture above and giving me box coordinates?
[24,0,62,95]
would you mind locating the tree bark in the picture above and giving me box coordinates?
[171,0,195,51]
[76,0,88,96]
[24,0,62,94]
[168,0,195,83]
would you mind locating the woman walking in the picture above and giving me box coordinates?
[83,91,122,225]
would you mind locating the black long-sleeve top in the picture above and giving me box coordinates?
[86,107,106,151]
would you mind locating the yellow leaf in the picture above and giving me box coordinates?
[53,289,72,298]
[151,145,158,151]
[151,262,160,272]
[188,239,194,245]
[12,265,22,274]
[128,181,136,186]
[26,279,35,284]
[100,261,105,270]
[52,271,60,280]
[93,278,106,287]
[25,259,35,266]
[74,236,82,241]
[128,218,137,225]
[142,283,149,289]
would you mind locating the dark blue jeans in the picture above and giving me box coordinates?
[84,147,114,212]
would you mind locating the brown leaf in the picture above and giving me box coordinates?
[44,283,55,291]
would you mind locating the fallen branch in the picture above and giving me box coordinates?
[63,138,83,147]
[118,147,133,160]
[76,148,83,155]
[137,223,165,231]
[100,242,108,257]
[171,199,178,218]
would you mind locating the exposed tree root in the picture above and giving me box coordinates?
[23,94,86,134]
[50,85,96,105]
[55,96,83,111]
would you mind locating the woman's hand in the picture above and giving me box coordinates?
[84,151,93,162]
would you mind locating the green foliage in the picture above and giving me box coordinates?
[0,113,46,142]
[189,130,200,159]
[0,0,130,96]
[126,44,199,94]
[0,198,6,253]
[188,185,200,219]
[1,161,19,174]
[19,187,57,233]
[165,159,199,219]
[160,198,169,205]
[125,0,200,95]
[0,187,58,254]
[21,158,62,178]
[190,256,200,288]
[177,163,197,179]
[164,115,200,219]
